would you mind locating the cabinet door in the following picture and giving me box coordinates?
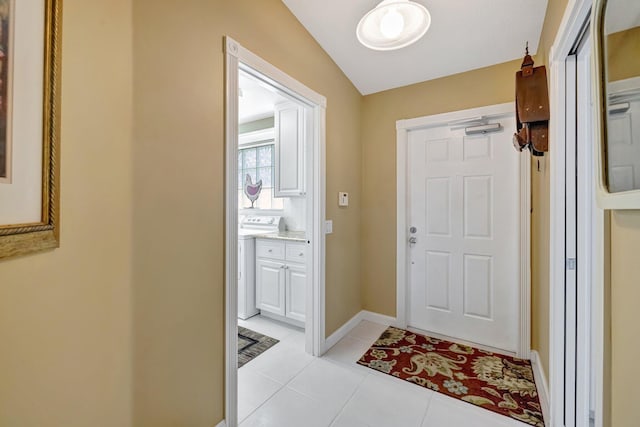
[238,238,258,320]
[285,263,307,323]
[256,258,285,316]
[238,241,245,316]
[274,101,305,197]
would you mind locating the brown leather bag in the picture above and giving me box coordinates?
[514,51,550,156]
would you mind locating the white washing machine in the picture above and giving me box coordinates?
[237,215,284,320]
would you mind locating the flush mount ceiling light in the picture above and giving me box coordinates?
[356,0,431,51]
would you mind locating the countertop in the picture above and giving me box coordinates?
[257,231,307,242]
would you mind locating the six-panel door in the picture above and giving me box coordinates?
[407,115,521,353]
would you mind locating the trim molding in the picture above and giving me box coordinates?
[215,421,227,427]
[323,307,528,360]
[324,311,365,352]
[323,310,398,353]
[224,37,240,427]
[531,350,550,425]
[361,310,398,327]
[396,102,517,131]
[396,125,408,328]
[608,75,640,100]
[226,38,327,108]
[548,49,568,427]
[238,128,275,146]
[520,149,532,359]
[396,102,531,358]
[223,36,327,427]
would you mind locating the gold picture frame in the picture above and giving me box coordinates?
[0,0,61,259]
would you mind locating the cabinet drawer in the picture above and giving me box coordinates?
[256,239,285,260]
[285,242,307,263]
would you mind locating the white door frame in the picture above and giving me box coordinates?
[395,102,532,358]
[548,1,605,426]
[224,36,327,427]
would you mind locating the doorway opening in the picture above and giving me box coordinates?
[224,37,327,427]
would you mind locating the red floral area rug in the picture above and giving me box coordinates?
[357,327,544,427]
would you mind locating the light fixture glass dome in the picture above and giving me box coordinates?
[356,0,431,51]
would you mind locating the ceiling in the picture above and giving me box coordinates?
[239,71,289,124]
[282,0,549,95]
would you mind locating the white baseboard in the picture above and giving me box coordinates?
[215,420,226,427]
[530,350,550,425]
[360,310,398,327]
[323,311,365,353]
[323,310,397,353]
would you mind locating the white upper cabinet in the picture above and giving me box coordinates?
[274,101,305,197]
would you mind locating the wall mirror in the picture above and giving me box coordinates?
[594,0,640,209]
[0,0,61,259]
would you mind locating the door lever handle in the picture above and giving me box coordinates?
[409,237,417,246]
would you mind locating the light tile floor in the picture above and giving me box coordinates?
[238,316,532,427]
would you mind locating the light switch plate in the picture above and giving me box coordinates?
[338,192,349,207]
[325,220,333,234]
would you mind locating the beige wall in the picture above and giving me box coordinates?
[0,0,134,426]
[536,0,570,64]
[132,0,362,425]
[607,26,640,82]
[360,59,522,315]
[610,212,640,427]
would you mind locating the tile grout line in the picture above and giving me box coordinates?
[243,357,349,427]
[237,365,287,425]
[418,389,436,427]
[237,318,309,425]
[240,319,388,426]
[325,372,371,427]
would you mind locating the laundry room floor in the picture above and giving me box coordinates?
[237,316,535,427]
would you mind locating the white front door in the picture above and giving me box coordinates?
[407,114,521,353]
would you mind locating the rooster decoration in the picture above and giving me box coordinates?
[244,174,262,208]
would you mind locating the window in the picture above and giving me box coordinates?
[238,144,283,210]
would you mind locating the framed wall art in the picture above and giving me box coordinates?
[0,0,61,259]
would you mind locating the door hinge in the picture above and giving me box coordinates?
[566,258,576,270]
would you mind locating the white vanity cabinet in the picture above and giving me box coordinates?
[274,101,305,197]
[255,238,307,326]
